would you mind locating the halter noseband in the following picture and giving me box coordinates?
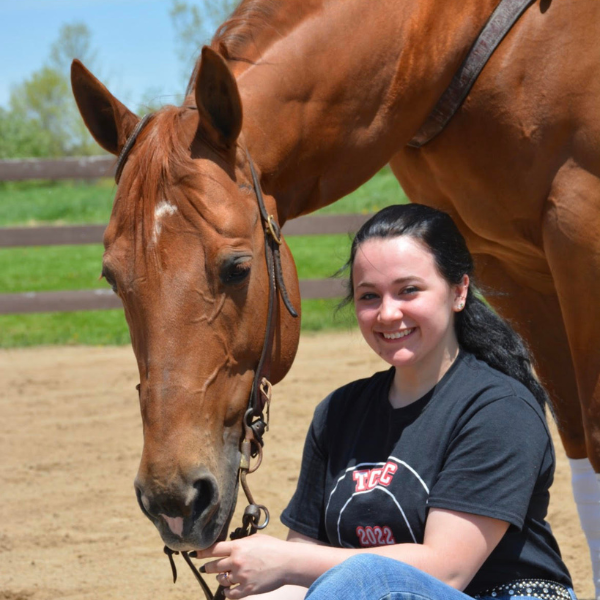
[116,115,298,600]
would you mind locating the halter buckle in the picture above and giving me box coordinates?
[266,215,282,245]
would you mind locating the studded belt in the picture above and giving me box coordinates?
[473,579,573,600]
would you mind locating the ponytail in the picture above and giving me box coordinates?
[456,289,548,409]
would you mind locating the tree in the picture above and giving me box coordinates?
[6,22,101,157]
[170,0,238,79]
[0,108,55,159]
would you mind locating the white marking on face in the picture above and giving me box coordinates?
[153,200,178,242]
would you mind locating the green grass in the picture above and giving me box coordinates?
[316,167,408,215]
[0,244,105,293]
[0,310,132,347]
[0,166,406,227]
[0,167,404,346]
[0,179,115,226]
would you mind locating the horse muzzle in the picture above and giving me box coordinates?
[134,466,237,550]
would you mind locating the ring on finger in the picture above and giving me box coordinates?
[221,571,234,586]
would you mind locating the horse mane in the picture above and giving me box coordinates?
[212,0,280,62]
[185,0,320,96]
[114,105,196,244]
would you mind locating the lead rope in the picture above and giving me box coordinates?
[161,151,297,599]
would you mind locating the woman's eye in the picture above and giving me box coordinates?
[402,286,419,295]
[357,292,378,301]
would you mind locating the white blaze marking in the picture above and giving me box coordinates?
[160,514,184,537]
[153,200,178,242]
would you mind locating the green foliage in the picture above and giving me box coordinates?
[0,107,56,159]
[10,66,75,156]
[3,22,101,159]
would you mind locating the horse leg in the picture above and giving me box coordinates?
[473,254,585,454]
[543,164,600,598]
[473,252,600,596]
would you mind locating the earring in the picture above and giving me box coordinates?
[457,301,464,311]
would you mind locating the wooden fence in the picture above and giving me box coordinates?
[0,156,371,315]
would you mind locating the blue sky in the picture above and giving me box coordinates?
[0,0,210,111]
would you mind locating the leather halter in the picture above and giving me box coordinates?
[408,0,536,148]
[115,119,298,600]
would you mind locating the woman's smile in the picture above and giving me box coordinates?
[379,328,416,341]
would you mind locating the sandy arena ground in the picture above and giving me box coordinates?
[0,331,594,599]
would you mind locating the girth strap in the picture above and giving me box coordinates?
[408,0,536,148]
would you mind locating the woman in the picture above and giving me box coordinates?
[196,204,575,600]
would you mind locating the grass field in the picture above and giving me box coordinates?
[0,168,407,347]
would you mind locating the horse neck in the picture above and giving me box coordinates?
[236,0,499,223]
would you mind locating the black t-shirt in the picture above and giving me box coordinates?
[281,351,572,595]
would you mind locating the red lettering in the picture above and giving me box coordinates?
[380,463,398,485]
[353,461,397,492]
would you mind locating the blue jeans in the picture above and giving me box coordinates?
[304,555,578,600]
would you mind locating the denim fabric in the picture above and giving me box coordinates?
[304,555,577,600]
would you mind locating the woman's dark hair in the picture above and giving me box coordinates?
[341,203,548,410]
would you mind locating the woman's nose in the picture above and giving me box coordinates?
[378,295,402,322]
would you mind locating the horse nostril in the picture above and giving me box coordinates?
[193,476,218,522]
[135,485,153,519]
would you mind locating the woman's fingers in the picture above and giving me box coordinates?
[194,541,234,559]
[217,571,236,587]
[202,557,233,574]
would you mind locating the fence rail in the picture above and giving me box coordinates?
[0,214,370,248]
[0,156,115,181]
[0,154,371,315]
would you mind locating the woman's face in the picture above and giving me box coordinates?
[353,236,468,372]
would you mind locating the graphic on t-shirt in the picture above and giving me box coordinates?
[325,456,429,548]
[352,461,398,491]
[355,525,396,547]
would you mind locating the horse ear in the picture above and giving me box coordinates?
[71,59,140,156]
[195,46,243,147]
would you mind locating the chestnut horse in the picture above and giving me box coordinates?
[71,0,600,589]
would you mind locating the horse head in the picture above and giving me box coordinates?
[71,47,301,550]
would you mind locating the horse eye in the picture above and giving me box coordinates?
[221,259,251,286]
[101,269,118,293]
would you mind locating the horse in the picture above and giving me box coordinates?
[70,0,600,591]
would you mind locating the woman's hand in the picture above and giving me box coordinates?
[195,534,300,599]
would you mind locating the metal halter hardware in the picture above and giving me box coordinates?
[115,121,298,600]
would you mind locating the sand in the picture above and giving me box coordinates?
[0,331,593,599]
